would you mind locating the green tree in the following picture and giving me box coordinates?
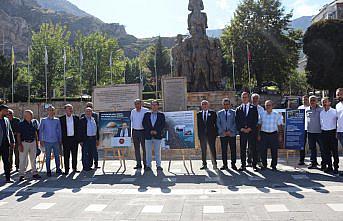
[0,55,17,100]
[303,19,343,97]
[221,0,302,90]
[74,32,125,95]
[30,23,72,100]
[124,58,141,84]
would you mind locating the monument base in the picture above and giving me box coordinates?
[187,91,238,110]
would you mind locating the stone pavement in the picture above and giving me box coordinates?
[1,156,343,221]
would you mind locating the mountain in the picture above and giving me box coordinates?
[291,16,313,33]
[35,0,91,17]
[207,29,223,38]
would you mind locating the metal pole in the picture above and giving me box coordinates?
[110,51,113,85]
[247,44,251,93]
[11,64,14,103]
[170,50,173,77]
[95,50,98,86]
[154,50,158,99]
[231,45,236,91]
[28,47,30,104]
[80,48,82,102]
[63,48,66,102]
[45,60,48,103]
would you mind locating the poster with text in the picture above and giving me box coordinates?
[162,111,195,149]
[99,111,132,148]
[285,109,305,150]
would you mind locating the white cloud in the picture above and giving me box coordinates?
[216,0,231,9]
[291,0,321,17]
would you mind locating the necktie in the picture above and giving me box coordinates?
[244,105,247,116]
[225,110,228,131]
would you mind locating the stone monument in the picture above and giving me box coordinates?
[172,0,223,92]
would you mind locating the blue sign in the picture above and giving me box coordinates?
[285,109,305,150]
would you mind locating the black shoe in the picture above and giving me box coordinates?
[239,166,246,171]
[94,163,100,169]
[324,168,333,174]
[272,166,277,171]
[231,164,238,171]
[32,174,41,179]
[73,169,80,173]
[5,178,14,183]
[157,166,163,171]
[308,164,318,169]
[246,163,252,167]
[19,176,25,182]
[134,165,142,170]
[56,169,63,175]
[260,166,267,171]
[298,161,305,166]
[253,166,259,172]
[320,165,327,171]
[64,171,69,175]
[47,171,52,177]
[200,165,207,170]
[220,166,228,170]
[334,169,339,174]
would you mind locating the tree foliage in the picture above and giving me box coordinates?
[221,0,302,89]
[303,19,343,93]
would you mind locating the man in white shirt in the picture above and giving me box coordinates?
[336,88,343,148]
[130,99,148,169]
[320,97,339,174]
[251,93,264,167]
[297,95,309,165]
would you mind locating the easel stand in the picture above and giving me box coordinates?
[102,147,126,173]
[167,149,194,175]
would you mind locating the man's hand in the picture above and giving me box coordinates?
[246,128,252,133]
[278,135,283,144]
[19,144,24,152]
[257,136,261,142]
[224,131,231,137]
[151,130,157,136]
[96,141,99,147]
[80,142,83,147]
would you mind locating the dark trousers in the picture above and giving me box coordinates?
[199,135,217,166]
[220,136,236,166]
[261,132,279,167]
[321,130,339,169]
[63,136,79,172]
[132,130,146,167]
[240,131,257,167]
[299,131,307,163]
[0,140,10,180]
[9,143,19,169]
[308,133,324,165]
[82,137,96,170]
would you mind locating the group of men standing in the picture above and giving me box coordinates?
[0,102,100,183]
[197,92,283,172]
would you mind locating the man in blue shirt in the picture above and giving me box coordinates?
[79,107,99,171]
[39,106,62,177]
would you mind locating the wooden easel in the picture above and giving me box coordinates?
[102,147,126,173]
[167,149,194,174]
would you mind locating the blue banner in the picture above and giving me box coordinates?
[285,109,305,150]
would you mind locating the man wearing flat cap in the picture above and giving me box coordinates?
[0,104,16,183]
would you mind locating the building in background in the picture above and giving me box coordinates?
[312,0,343,23]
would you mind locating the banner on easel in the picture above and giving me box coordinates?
[99,111,132,149]
[285,109,305,150]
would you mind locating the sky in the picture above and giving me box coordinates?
[68,0,328,38]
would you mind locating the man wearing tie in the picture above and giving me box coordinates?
[235,92,259,171]
[60,104,80,175]
[116,122,131,137]
[216,98,237,170]
[197,100,218,170]
[0,104,15,183]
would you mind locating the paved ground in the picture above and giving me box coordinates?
[1,155,343,221]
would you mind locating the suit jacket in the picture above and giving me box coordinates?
[142,111,165,140]
[59,115,80,142]
[197,110,218,139]
[78,116,99,142]
[235,103,258,132]
[116,128,131,137]
[216,109,237,137]
[0,117,15,145]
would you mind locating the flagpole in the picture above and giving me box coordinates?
[79,48,83,102]
[27,47,30,104]
[110,51,113,85]
[154,49,158,99]
[11,46,14,103]
[45,46,48,103]
[95,50,98,86]
[247,43,252,93]
[231,45,236,91]
[63,47,66,102]
[170,49,173,77]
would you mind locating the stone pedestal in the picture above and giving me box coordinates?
[187,91,238,111]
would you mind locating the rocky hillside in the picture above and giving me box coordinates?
[35,0,91,17]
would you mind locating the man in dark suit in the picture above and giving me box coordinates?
[142,100,165,171]
[79,107,99,171]
[197,100,218,170]
[235,92,259,171]
[0,104,15,183]
[116,122,131,137]
[80,102,100,169]
[60,104,80,175]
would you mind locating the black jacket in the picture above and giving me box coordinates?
[78,116,99,142]
[142,111,165,140]
[197,110,218,139]
[235,104,258,132]
[59,115,80,142]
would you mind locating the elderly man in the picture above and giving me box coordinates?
[297,95,309,165]
[79,107,99,171]
[7,109,20,171]
[60,104,80,175]
[257,100,283,171]
[235,92,259,171]
[130,99,148,169]
[0,104,15,183]
[251,93,264,167]
[306,95,324,170]
[142,100,165,171]
[39,106,63,177]
[17,110,41,181]
[336,88,343,150]
[216,98,237,170]
[320,97,339,174]
[197,100,218,170]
